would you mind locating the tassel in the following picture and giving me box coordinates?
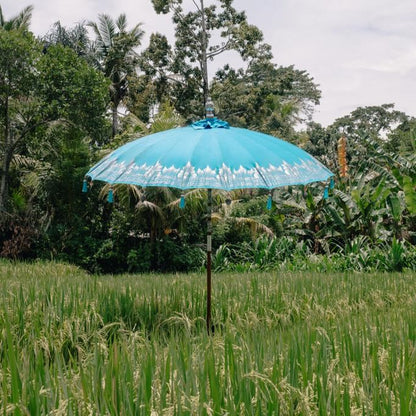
[82,178,88,193]
[330,177,335,189]
[179,194,185,209]
[107,187,114,203]
[267,192,273,210]
[323,187,329,200]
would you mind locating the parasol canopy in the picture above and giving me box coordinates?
[86,118,333,190]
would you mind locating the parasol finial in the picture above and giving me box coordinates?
[205,97,214,119]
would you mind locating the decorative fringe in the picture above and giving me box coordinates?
[82,178,88,193]
[323,187,329,200]
[267,192,273,210]
[107,188,114,203]
[330,177,335,189]
[179,194,185,209]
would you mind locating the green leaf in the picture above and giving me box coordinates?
[403,175,416,215]
[387,194,402,221]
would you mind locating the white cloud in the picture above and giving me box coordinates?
[242,0,416,125]
[2,0,415,126]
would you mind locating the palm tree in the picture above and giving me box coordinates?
[0,5,33,31]
[43,21,92,60]
[88,14,144,138]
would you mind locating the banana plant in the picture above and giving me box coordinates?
[328,180,392,243]
[392,171,416,217]
[278,184,331,253]
[350,179,391,241]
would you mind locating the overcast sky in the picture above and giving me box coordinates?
[2,0,416,126]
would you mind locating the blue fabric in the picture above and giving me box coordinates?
[267,194,273,210]
[107,188,114,203]
[82,179,88,193]
[87,120,333,191]
[191,118,230,130]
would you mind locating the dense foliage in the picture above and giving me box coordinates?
[0,2,415,272]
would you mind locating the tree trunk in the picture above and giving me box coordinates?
[0,95,10,213]
[0,148,12,213]
[199,0,209,110]
[111,104,119,138]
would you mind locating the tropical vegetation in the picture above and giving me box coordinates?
[0,1,415,272]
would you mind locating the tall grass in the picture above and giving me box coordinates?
[1,260,416,414]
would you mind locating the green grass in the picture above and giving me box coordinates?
[1,260,416,414]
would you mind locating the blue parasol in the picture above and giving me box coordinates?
[85,115,333,332]
[87,118,332,191]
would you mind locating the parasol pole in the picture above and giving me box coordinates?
[205,96,215,334]
[206,188,213,334]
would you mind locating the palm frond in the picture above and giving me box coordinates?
[11,154,53,173]
[116,14,127,32]
[130,23,145,42]
[136,200,164,217]
[87,21,100,38]
[211,212,222,222]
[14,5,33,29]
[144,186,177,205]
[167,188,206,210]
[234,217,275,238]
[150,103,185,133]
[11,154,38,168]
[1,5,33,30]
[96,14,115,48]
[99,183,143,206]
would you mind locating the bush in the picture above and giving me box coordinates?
[210,236,416,273]
[127,244,152,273]
[154,239,205,272]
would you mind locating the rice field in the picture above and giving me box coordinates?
[1,260,416,415]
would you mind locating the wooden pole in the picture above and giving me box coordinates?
[206,188,212,334]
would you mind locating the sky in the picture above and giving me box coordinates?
[2,0,416,126]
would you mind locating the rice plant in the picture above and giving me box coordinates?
[1,259,416,414]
